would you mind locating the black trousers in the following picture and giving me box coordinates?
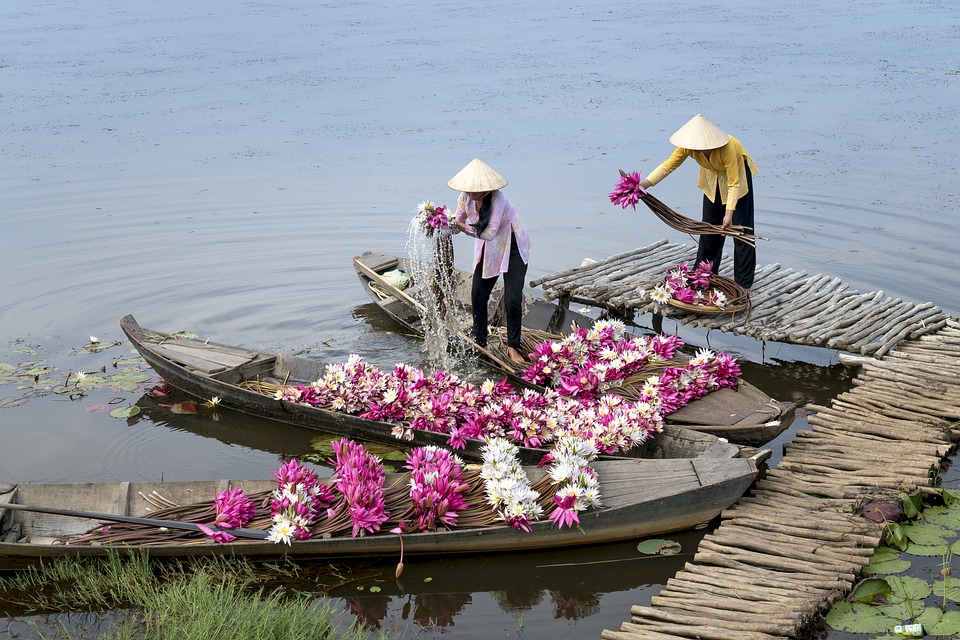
[696,167,755,289]
[472,235,527,349]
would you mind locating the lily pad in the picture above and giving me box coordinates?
[849,577,892,604]
[904,543,950,557]
[865,547,912,575]
[902,521,952,547]
[917,607,960,635]
[922,505,960,529]
[885,575,932,619]
[932,577,960,603]
[108,406,141,419]
[636,538,681,555]
[825,601,900,634]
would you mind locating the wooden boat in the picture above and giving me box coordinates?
[119,314,769,465]
[0,454,757,569]
[353,251,794,446]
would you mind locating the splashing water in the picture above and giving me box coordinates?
[404,219,471,370]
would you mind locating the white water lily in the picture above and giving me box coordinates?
[267,518,295,545]
[650,285,671,304]
[89,336,99,344]
[690,348,715,367]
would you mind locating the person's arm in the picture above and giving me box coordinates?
[640,147,690,190]
[452,194,475,236]
[720,147,741,228]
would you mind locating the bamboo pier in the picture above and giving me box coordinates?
[531,240,947,358]
[580,245,960,639]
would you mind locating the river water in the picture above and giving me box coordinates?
[1,1,958,638]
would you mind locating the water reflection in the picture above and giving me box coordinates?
[309,532,707,632]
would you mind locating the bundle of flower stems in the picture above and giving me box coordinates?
[639,191,766,246]
[67,471,558,546]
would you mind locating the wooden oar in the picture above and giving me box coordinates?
[0,502,270,540]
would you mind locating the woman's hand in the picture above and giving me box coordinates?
[722,209,734,228]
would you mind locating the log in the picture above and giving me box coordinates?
[720,515,879,545]
[693,547,858,584]
[629,605,797,636]
[649,597,801,625]
[615,620,787,640]
[679,561,850,590]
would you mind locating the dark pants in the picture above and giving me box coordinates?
[696,167,755,289]
[472,235,527,349]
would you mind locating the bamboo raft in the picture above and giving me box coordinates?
[531,240,948,358]
[601,320,960,640]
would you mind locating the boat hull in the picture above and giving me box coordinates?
[353,251,794,447]
[0,456,756,569]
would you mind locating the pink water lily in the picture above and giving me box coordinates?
[609,170,646,210]
[548,492,580,529]
[196,522,237,543]
[404,446,469,532]
[330,438,389,537]
[213,487,257,529]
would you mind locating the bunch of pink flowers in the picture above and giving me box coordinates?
[197,487,259,542]
[330,438,390,538]
[608,170,646,210]
[415,200,455,231]
[404,445,470,532]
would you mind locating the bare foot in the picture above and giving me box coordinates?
[506,347,526,365]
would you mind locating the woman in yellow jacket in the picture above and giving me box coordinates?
[640,114,759,292]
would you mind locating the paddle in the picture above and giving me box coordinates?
[0,502,270,540]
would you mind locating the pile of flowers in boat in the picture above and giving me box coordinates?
[67,436,601,546]
[519,318,739,410]
[259,319,739,455]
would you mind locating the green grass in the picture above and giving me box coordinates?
[0,552,386,640]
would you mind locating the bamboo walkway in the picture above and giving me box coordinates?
[531,240,948,358]
[598,318,960,638]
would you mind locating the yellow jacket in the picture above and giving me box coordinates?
[646,135,759,208]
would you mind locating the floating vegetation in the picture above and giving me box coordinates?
[0,334,186,421]
[826,488,960,637]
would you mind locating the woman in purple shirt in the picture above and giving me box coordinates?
[449,159,532,365]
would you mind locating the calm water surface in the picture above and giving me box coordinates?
[2,1,959,638]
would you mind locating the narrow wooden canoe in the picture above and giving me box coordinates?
[353,251,794,446]
[0,454,757,568]
[119,314,769,464]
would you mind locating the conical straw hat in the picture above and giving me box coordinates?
[447,158,508,192]
[668,114,729,150]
